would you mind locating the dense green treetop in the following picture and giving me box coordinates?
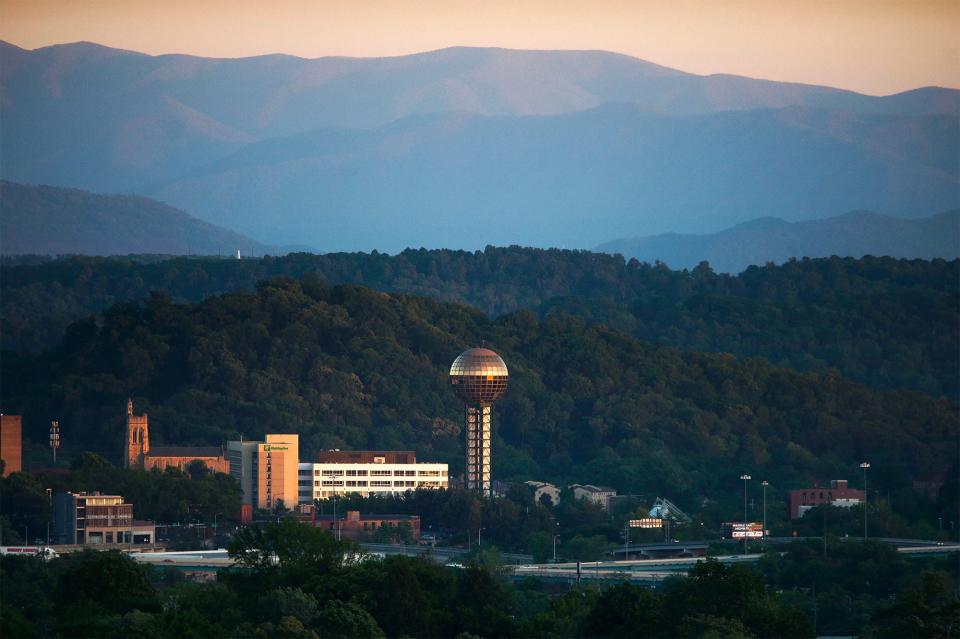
[3,250,957,396]
[2,276,955,518]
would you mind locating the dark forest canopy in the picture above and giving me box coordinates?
[2,276,956,518]
[2,249,958,397]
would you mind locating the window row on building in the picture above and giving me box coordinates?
[297,462,449,502]
[302,468,448,477]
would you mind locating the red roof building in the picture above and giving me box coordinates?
[788,480,864,519]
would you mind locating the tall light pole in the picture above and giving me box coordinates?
[761,480,769,545]
[740,474,751,554]
[332,492,341,541]
[860,462,870,539]
[553,521,560,563]
[623,521,629,560]
[49,421,60,464]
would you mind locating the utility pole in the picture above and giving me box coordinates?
[860,462,870,539]
[740,475,751,554]
[823,505,827,557]
[761,480,769,545]
[332,492,340,541]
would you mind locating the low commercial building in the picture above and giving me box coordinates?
[0,414,22,476]
[570,484,617,511]
[788,479,865,518]
[315,510,421,542]
[298,450,448,502]
[227,434,300,511]
[53,491,155,545]
[525,480,560,507]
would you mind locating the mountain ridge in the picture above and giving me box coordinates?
[0,180,291,257]
[145,104,958,251]
[2,40,957,252]
[6,39,958,97]
[596,209,960,273]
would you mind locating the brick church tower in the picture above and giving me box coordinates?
[125,399,149,468]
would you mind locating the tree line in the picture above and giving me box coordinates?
[3,250,957,396]
[2,276,956,535]
[3,520,955,638]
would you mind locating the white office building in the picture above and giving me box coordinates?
[297,450,448,502]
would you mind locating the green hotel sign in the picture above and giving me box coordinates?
[263,445,289,452]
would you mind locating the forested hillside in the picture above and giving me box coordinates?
[3,250,957,396]
[0,181,277,257]
[2,277,955,523]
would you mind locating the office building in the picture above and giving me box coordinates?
[0,414,22,476]
[298,450,447,502]
[53,491,155,545]
[227,434,300,510]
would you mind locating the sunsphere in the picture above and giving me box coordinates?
[450,347,508,495]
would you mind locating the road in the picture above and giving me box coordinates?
[360,542,532,564]
[127,540,959,576]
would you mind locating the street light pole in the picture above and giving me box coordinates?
[740,474,751,554]
[623,521,629,560]
[552,521,559,563]
[761,480,769,545]
[860,462,870,539]
[332,492,341,541]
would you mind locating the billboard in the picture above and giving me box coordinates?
[629,518,663,529]
[721,522,764,539]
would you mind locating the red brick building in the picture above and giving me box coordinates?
[788,479,864,519]
[0,415,22,476]
[316,450,416,464]
[315,510,420,542]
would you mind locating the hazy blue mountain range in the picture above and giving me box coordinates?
[1,40,958,251]
[0,181,283,256]
[148,105,958,251]
[596,209,960,273]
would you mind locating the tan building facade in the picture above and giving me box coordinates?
[0,414,22,476]
[125,400,229,474]
[228,434,300,510]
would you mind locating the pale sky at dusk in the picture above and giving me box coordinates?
[1,0,957,96]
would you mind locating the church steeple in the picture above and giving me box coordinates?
[124,399,149,468]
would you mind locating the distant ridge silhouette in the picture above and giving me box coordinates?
[596,210,960,273]
[1,41,957,252]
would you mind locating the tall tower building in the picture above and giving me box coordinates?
[125,399,149,468]
[227,434,300,511]
[449,348,508,496]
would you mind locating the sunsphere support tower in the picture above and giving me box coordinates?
[450,348,509,496]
